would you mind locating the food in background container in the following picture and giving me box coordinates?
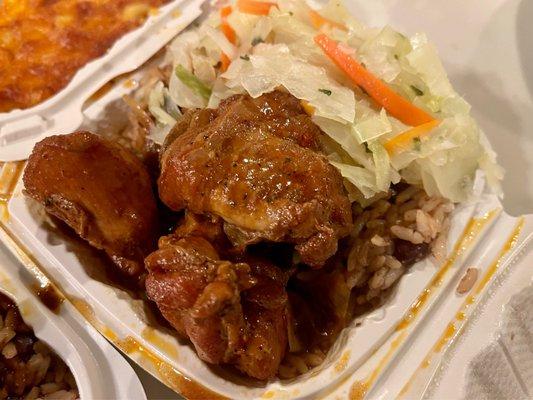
[0,0,171,112]
[0,292,78,399]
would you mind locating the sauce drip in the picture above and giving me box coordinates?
[395,210,498,331]
[116,336,227,400]
[398,217,524,398]
[31,284,64,313]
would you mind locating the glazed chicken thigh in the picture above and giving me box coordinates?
[23,131,159,279]
[145,213,289,380]
[159,92,353,267]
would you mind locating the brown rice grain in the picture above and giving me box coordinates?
[366,219,386,230]
[2,341,17,359]
[0,328,15,346]
[383,268,405,289]
[416,210,438,241]
[370,235,388,247]
[457,268,478,294]
[384,255,402,269]
[404,209,417,222]
[24,387,40,400]
[44,390,78,400]
[278,365,296,379]
[385,204,399,225]
[40,382,62,395]
[370,255,386,271]
[286,354,309,374]
[421,197,442,212]
[54,362,66,384]
[4,308,16,329]
[395,186,419,204]
[369,268,387,289]
[399,199,419,214]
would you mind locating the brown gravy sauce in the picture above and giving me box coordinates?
[31,283,64,313]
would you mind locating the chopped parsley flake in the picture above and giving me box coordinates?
[411,85,424,96]
[240,55,250,61]
[318,88,332,96]
[251,37,264,46]
[413,137,422,151]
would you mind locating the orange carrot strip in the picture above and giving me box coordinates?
[236,0,277,15]
[220,5,232,18]
[220,52,231,72]
[220,6,236,44]
[384,120,441,155]
[314,33,435,127]
[309,9,347,31]
[221,23,236,44]
[219,6,235,71]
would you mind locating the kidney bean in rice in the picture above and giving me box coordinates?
[0,293,79,400]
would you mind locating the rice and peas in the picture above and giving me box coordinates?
[120,0,501,378]
[0,293,78,400]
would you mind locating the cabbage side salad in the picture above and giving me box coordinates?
[147,0,503,204]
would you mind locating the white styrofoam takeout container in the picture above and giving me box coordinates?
[0,227,148,400]
[0,0,206,162]
[0,0,532,398]
[1,156,531,399]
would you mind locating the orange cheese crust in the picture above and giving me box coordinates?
[0,0,170,113]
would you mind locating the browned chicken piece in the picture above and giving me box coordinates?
[159,91,353,267]
[23,131,159,279]
[145,214,289,380]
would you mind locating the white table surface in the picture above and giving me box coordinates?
[128,0,533,397]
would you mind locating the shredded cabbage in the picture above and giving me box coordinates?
[148,81,178,126]
[219,43,356,123]
[144,0,502,204]
[353,108,392,143]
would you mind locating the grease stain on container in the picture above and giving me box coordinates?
[31,283,64,313]
[70,297,96,324]
[261,390,275,398]
[434,322,456,353]
[474,217,524,296]
[141,326,179,360]
[395,209,498,331]
[69,296,117,341]
[349,331,407,400]
[86,81,114,105]
[0,161,25,222]
[123,78,138,89]
[398,217,525,398]
[349,381,369,400]
[116,336,227,400]
[334,350,350,373]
